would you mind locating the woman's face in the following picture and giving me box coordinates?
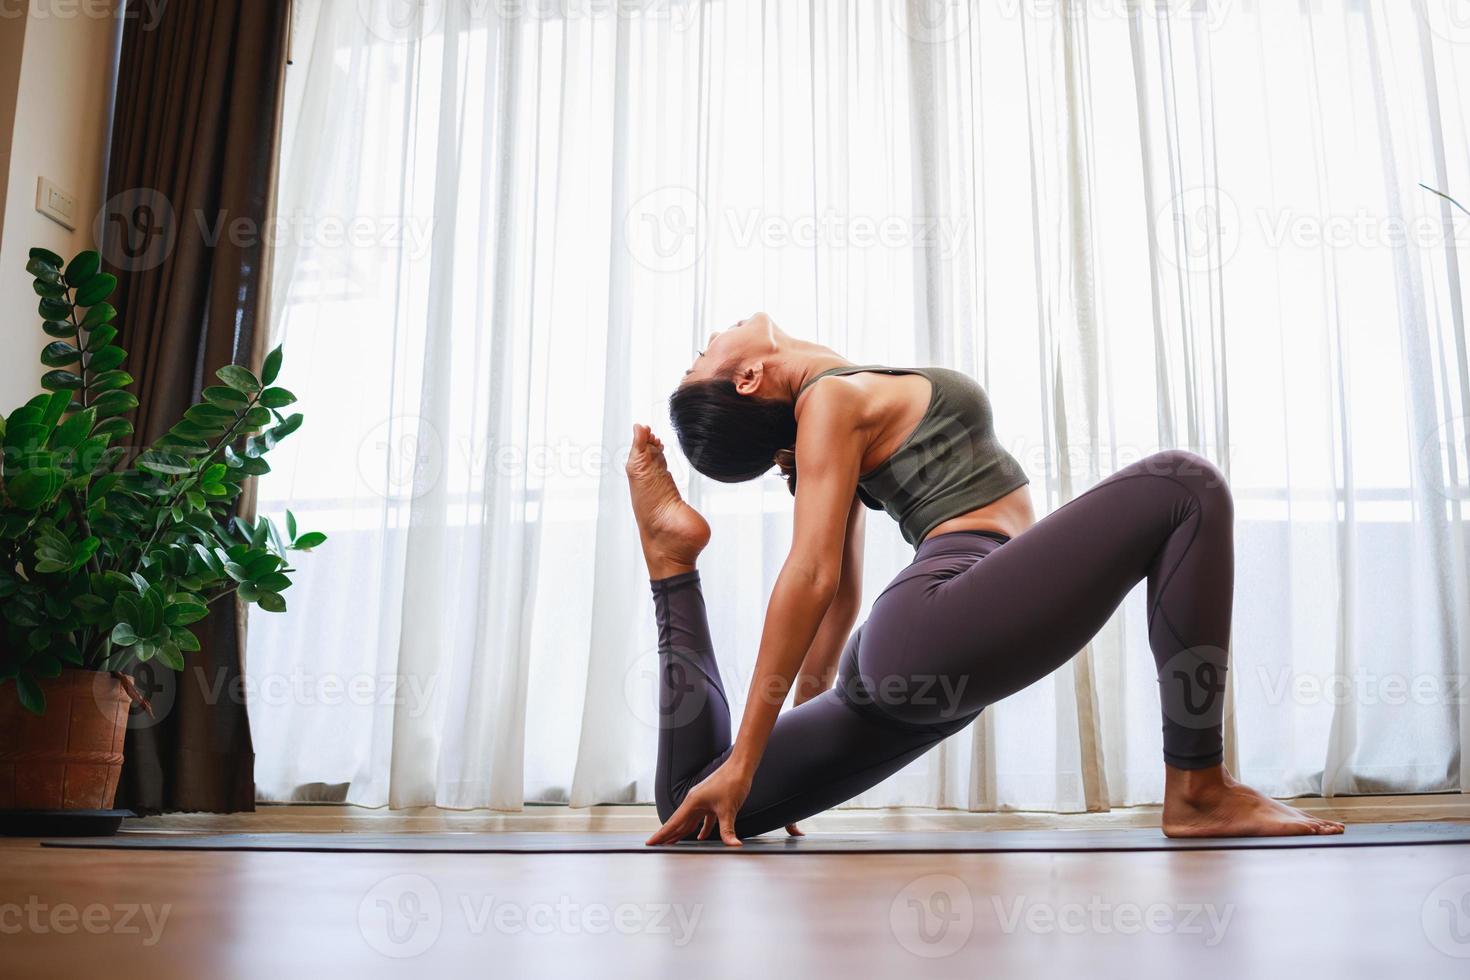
[682,312,779,384]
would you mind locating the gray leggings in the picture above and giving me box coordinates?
[652,449,1234,838]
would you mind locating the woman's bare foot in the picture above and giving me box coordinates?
[1162,764,1346,838]
[626,424,711,579]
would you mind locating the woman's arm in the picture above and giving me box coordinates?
[792,495,865,704]
[646,383,867,845]
[725,386,866,775]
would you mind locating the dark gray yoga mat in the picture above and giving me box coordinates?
[41,821,1470,853]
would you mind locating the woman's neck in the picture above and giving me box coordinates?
[781,346,855,402]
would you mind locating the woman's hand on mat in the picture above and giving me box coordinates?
[646,762,752,847]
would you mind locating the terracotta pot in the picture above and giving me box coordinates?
[0,670,129,811]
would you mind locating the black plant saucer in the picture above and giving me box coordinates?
[0,809,134,837]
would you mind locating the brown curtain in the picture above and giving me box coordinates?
[102,0,292,813]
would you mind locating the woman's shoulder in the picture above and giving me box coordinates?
[796,369,874,415]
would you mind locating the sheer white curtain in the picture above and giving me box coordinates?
[247,0,1470,811]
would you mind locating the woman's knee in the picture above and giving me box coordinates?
[1140,449,1233,516]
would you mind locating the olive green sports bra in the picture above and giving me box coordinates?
[798,365,1030,547]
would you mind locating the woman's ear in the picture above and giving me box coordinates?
[733,362,765,397]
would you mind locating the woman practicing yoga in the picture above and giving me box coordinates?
[629,313,1345,846]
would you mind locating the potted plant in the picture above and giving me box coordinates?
[0,247,323,833]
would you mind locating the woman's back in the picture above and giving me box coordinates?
[798,365,1030,546]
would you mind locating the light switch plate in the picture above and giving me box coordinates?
[36,177,78,231]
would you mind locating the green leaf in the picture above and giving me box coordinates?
[164,599,209,626]
[16,674,45,715]
[91,417,134,442]
[7,468,63,508]
[33,278,65,298]
[50,408,96,450]
[272,413,304,440]
[87,370,133,393]
[4,600,41,628]
[202,386,250,410]
[245,552,281,578]
[42,389,71,430]
[286,509,297,539]
[80,302,117,328]
[86,472,120,506]
[74,272,118,307]
[40,342,81,368]
[65,250,101,287]
[193,544,225,576]
[186,404,235,424]
[38,297,72,320]
[27,255,62,280]
[155,643,185,671]
[244,406,272,427]
[43,319,76,338]
[171,627,201,653]
[110,623,140,647]
[72,431,110,469]
[41,370,83,391]
[5,424,45,454]
[114,592,142,626]
[170,420,227,441]
[216,364,261,393]
[41,341,82,368]
[30,246,65,267]
[6,402,44,426]
[156,435,210,455]
[292,531,327,550]
[72,536,100,567]
[91,390,139,420]
[142,588,164,636]
[86,346,126,373]
[267,518,288,555]
[100,571,135,597]
[254,572,292,593]
[256,591,287,613]
[259,387,297,409]
[85,324,118,351]
[261,345,284,385]
[136,452,191,476]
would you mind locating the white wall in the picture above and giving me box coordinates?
[0,1,120,411]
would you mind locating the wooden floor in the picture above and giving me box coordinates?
[4,829,1470,978]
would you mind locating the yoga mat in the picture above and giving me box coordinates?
[41,821,1470,853]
